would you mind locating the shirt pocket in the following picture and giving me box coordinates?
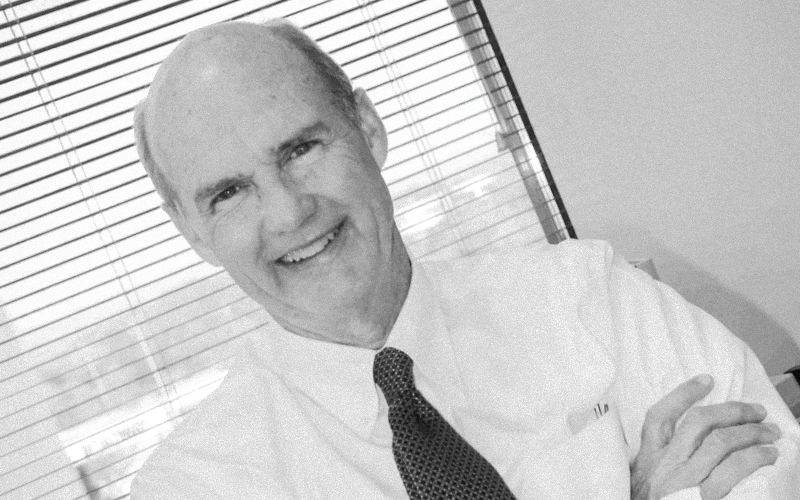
[514,405,630,500]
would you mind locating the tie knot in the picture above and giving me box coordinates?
[373,347,415,404]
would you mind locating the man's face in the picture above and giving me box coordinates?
[146,26,409,349]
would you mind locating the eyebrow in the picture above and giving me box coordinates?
[192,121,332,210]
[194,173,253,210]
[272,121,331,159]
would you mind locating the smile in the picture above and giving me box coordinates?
[278,224,342,264]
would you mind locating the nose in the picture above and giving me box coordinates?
[258,182,316,235]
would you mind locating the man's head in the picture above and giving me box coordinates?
[133,19,359,212]
[134,20,410,349]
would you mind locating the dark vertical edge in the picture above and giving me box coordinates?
[471,0,577,239]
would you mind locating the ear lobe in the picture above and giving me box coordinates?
[353,88,388,168]
[162,203,222,267]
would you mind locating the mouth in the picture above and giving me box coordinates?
[277,222,343,265]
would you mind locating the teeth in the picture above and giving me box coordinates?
[279,228,338,264]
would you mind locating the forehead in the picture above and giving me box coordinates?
[144,25,335,198]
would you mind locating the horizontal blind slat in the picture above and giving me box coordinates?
[0,0,89,32]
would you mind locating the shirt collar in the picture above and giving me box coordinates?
[384,262,462,401]
[248,317,378,434]
[245,260,456,435]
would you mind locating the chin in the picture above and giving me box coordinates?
[337,321,390,350]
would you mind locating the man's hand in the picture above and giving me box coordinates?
[631,374,781,500]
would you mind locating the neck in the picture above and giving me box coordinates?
[357,225,412,350]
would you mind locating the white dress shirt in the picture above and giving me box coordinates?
[131,240,800,499]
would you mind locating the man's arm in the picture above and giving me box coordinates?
[631,374,783,499]
[580,242,800,499]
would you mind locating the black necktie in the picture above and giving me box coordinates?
[373,347,517,499]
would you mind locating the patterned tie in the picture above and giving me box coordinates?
[373,347,517,499]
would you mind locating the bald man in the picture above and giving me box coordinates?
[131,19,800,500]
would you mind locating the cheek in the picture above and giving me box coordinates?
[208,202,264,264]
[331,157,392,214]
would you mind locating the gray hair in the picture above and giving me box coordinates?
[264,18,359,126]
[133,102,181,212]
[133,18,358,212]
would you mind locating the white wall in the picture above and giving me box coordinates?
[484,1,800,374]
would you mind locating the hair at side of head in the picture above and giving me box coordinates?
[132,101,181,213]
[262,18,359,126]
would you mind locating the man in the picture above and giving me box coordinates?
[131,19,799,499]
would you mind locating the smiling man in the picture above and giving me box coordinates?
[131,19,799,500]
[136,21,409,350]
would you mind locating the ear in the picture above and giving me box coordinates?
[353,87,388,169]
[162,203,223,267]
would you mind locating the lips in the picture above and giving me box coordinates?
[278,224,341,264]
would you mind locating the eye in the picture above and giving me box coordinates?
[211,184,242,208]
[289,141,318,160]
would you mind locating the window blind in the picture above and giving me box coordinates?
[0,1,574,498]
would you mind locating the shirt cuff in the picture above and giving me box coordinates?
[662,486,702,500]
